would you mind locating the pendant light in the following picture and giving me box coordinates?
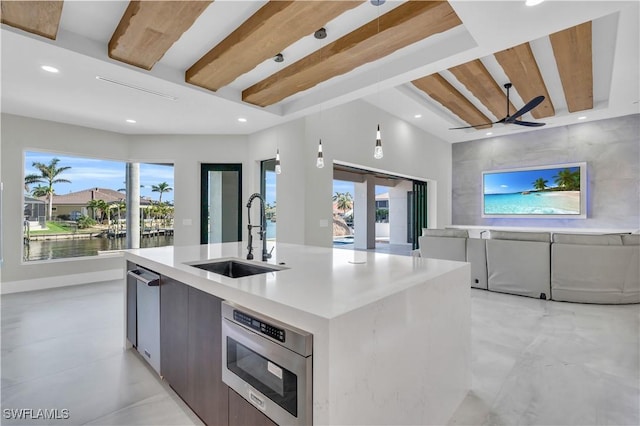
[275,149,281,174]
[374,124,383,159]
[316,139,324,168]
[373,2,383,160]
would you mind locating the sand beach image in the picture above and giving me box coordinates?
[483,166,582,215]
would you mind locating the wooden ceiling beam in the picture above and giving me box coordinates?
[187,1,363,92]
[413,74,492,130]
[550,21,593,113]
[1,0,64,40]
[494,42,555,119]
[243,1,462,107]
[448,59,516,121]
[109,1,212,71]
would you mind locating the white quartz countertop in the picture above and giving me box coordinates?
[124,242,467,320]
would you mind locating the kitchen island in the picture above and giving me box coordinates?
[124,242,470,425]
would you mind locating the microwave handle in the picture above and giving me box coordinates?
[248,389,267,411]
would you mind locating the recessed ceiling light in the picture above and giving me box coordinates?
[486,132,493,136]
[238,118,247,123]
[41,65,59,73]
[126,119,136,123]
[414,114,422,119]
[525,0,544,6]
[578,116,587,120]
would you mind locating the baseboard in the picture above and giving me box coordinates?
[0,268,124,294]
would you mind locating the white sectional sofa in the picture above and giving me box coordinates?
[418,229,487,289]
[417,228,639,304]
[485,230,552,300]
[551,233,640,303]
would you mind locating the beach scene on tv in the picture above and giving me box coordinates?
[483,166,581,215]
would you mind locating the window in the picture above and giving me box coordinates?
[261,159,276,241]
[23,151,174,261]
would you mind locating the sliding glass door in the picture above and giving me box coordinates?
[411,181,428,250]
[200,164,242,244]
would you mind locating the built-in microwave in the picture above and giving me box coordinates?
[221,301,313,425]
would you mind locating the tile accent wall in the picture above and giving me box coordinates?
[452,114,639,230]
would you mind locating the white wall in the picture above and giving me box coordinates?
[301,100,452,247]
[247,100,452,248]
[127,134,249,247]
[452,114,640,231]
[389,180,413,244]
[0,114,251,291]
[375,223,390,238]
[1,101,452,291]
[248,120,307,245]
[0,114,130,287]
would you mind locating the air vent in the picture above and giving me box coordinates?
[95,76,177,101]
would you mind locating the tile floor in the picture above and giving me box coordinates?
[1,280,638,425]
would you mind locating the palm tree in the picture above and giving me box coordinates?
[532,178,548,191]
[151,182,173,203]
[24,173,43,193]
[31,185,49,198]
[86,199,109,222]
[332,192,353,215]
[29,158,72,220]
[553,168,577,191]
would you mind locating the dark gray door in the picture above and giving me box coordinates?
[201,164,242,244]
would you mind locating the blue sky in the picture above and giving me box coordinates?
[24,152,175,203]
[24,151,392,205]
[484,166,579,195]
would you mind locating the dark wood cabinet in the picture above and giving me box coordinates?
[159,276,228,425]
[228,388,278,426]
[187,286,228,426]
[160,275,189,399]
[126,261,137,346]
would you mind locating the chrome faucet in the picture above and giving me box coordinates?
[246,193,272,261]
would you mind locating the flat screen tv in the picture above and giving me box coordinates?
[482,162,587,218]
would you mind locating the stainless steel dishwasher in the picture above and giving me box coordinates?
[127,267,161,374]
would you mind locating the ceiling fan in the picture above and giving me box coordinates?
[450,83,546,130]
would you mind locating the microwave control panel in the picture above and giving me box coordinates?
[233,310,285,343]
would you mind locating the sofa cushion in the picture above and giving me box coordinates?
[418,235,466,262]
[488,230,551,243]
[552,233,623,245]
[551,244,639,303]
[422,228,469,238]
[622,234,640,246]
[486,238,550,299]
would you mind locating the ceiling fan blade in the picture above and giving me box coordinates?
[511,120,545,127]
[506,95,545,122]
[449,122,494,130]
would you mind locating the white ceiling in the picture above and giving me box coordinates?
[1,0,638,143]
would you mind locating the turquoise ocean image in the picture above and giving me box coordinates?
[483,166,581,215]
[484,192,580,214]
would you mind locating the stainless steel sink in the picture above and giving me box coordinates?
[187,259,285,278]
